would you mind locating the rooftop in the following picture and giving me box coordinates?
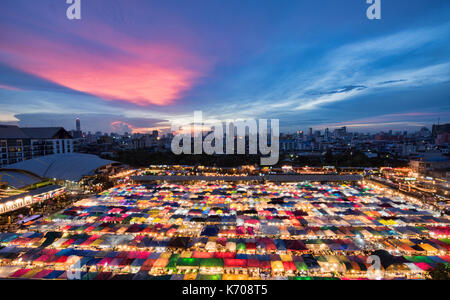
[0,125,72,139]
[5,153,117,182]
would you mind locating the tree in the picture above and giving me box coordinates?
[324,149,334,165]
[427,263,450,280]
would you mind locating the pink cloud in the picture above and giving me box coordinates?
[0,84,22,91]
[111,121,170,134]
[0,25,209,106]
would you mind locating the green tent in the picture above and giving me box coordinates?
[196,274,222,280]
[177,257,200,267]
[200,258,224,268]
[295,261,309,271]
[236,243,246,251]
[165,260,177,271]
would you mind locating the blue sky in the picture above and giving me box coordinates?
[0,0,449,134]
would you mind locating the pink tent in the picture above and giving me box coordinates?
[10,269,31,278]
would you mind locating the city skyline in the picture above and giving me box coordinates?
[0,0,449,134]
[7,114,444,137]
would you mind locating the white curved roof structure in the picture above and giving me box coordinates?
[0,170,42,189]
[5,153,117,182]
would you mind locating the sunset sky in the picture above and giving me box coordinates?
[0,0,449,134]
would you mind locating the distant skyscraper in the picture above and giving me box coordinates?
[308,128,313,136]
[72,117,82,139]
[76,118,81,132]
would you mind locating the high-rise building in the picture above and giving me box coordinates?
[334,126,347,138]
[72,117,83,139]
[432,123,450,138]
[76,117,81,132]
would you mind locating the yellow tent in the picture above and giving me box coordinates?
[271,261,284,272]
[184,273,197,280]
[280,254,293,262]
[419,243,438,253]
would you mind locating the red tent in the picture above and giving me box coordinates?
[283,261,297,271]
[56,256,68,264]
[247,259,261,268]
[259,261,271,270]
[136,251,151,259]
[224,259,247,268]
[246,243,256,250]
[10,269,30,278]
[266,241,277,251]
[415,262,433,271]
[236,227,245,235]
[217,238,227,246]
[140,259,156,271]
[214,252,235,259]
[193,251,215,259]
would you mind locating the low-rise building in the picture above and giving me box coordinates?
[0,125,74,167]
[410,151,450,175]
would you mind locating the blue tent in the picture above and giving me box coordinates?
[201,226,219,237]
[274,239,287,251]
[44,270,65,279]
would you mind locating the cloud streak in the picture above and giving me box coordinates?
[0,23,210,106]
[203,22,450,122]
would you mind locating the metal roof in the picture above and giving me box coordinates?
[5,153,116,182]
[20,127,70,139]
[0,125,29,139]
[0,170,42,189]
[0,184,64,205]
[0,126,71,139]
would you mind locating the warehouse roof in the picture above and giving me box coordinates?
[5,153,117,182]
[0,170,42,189]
